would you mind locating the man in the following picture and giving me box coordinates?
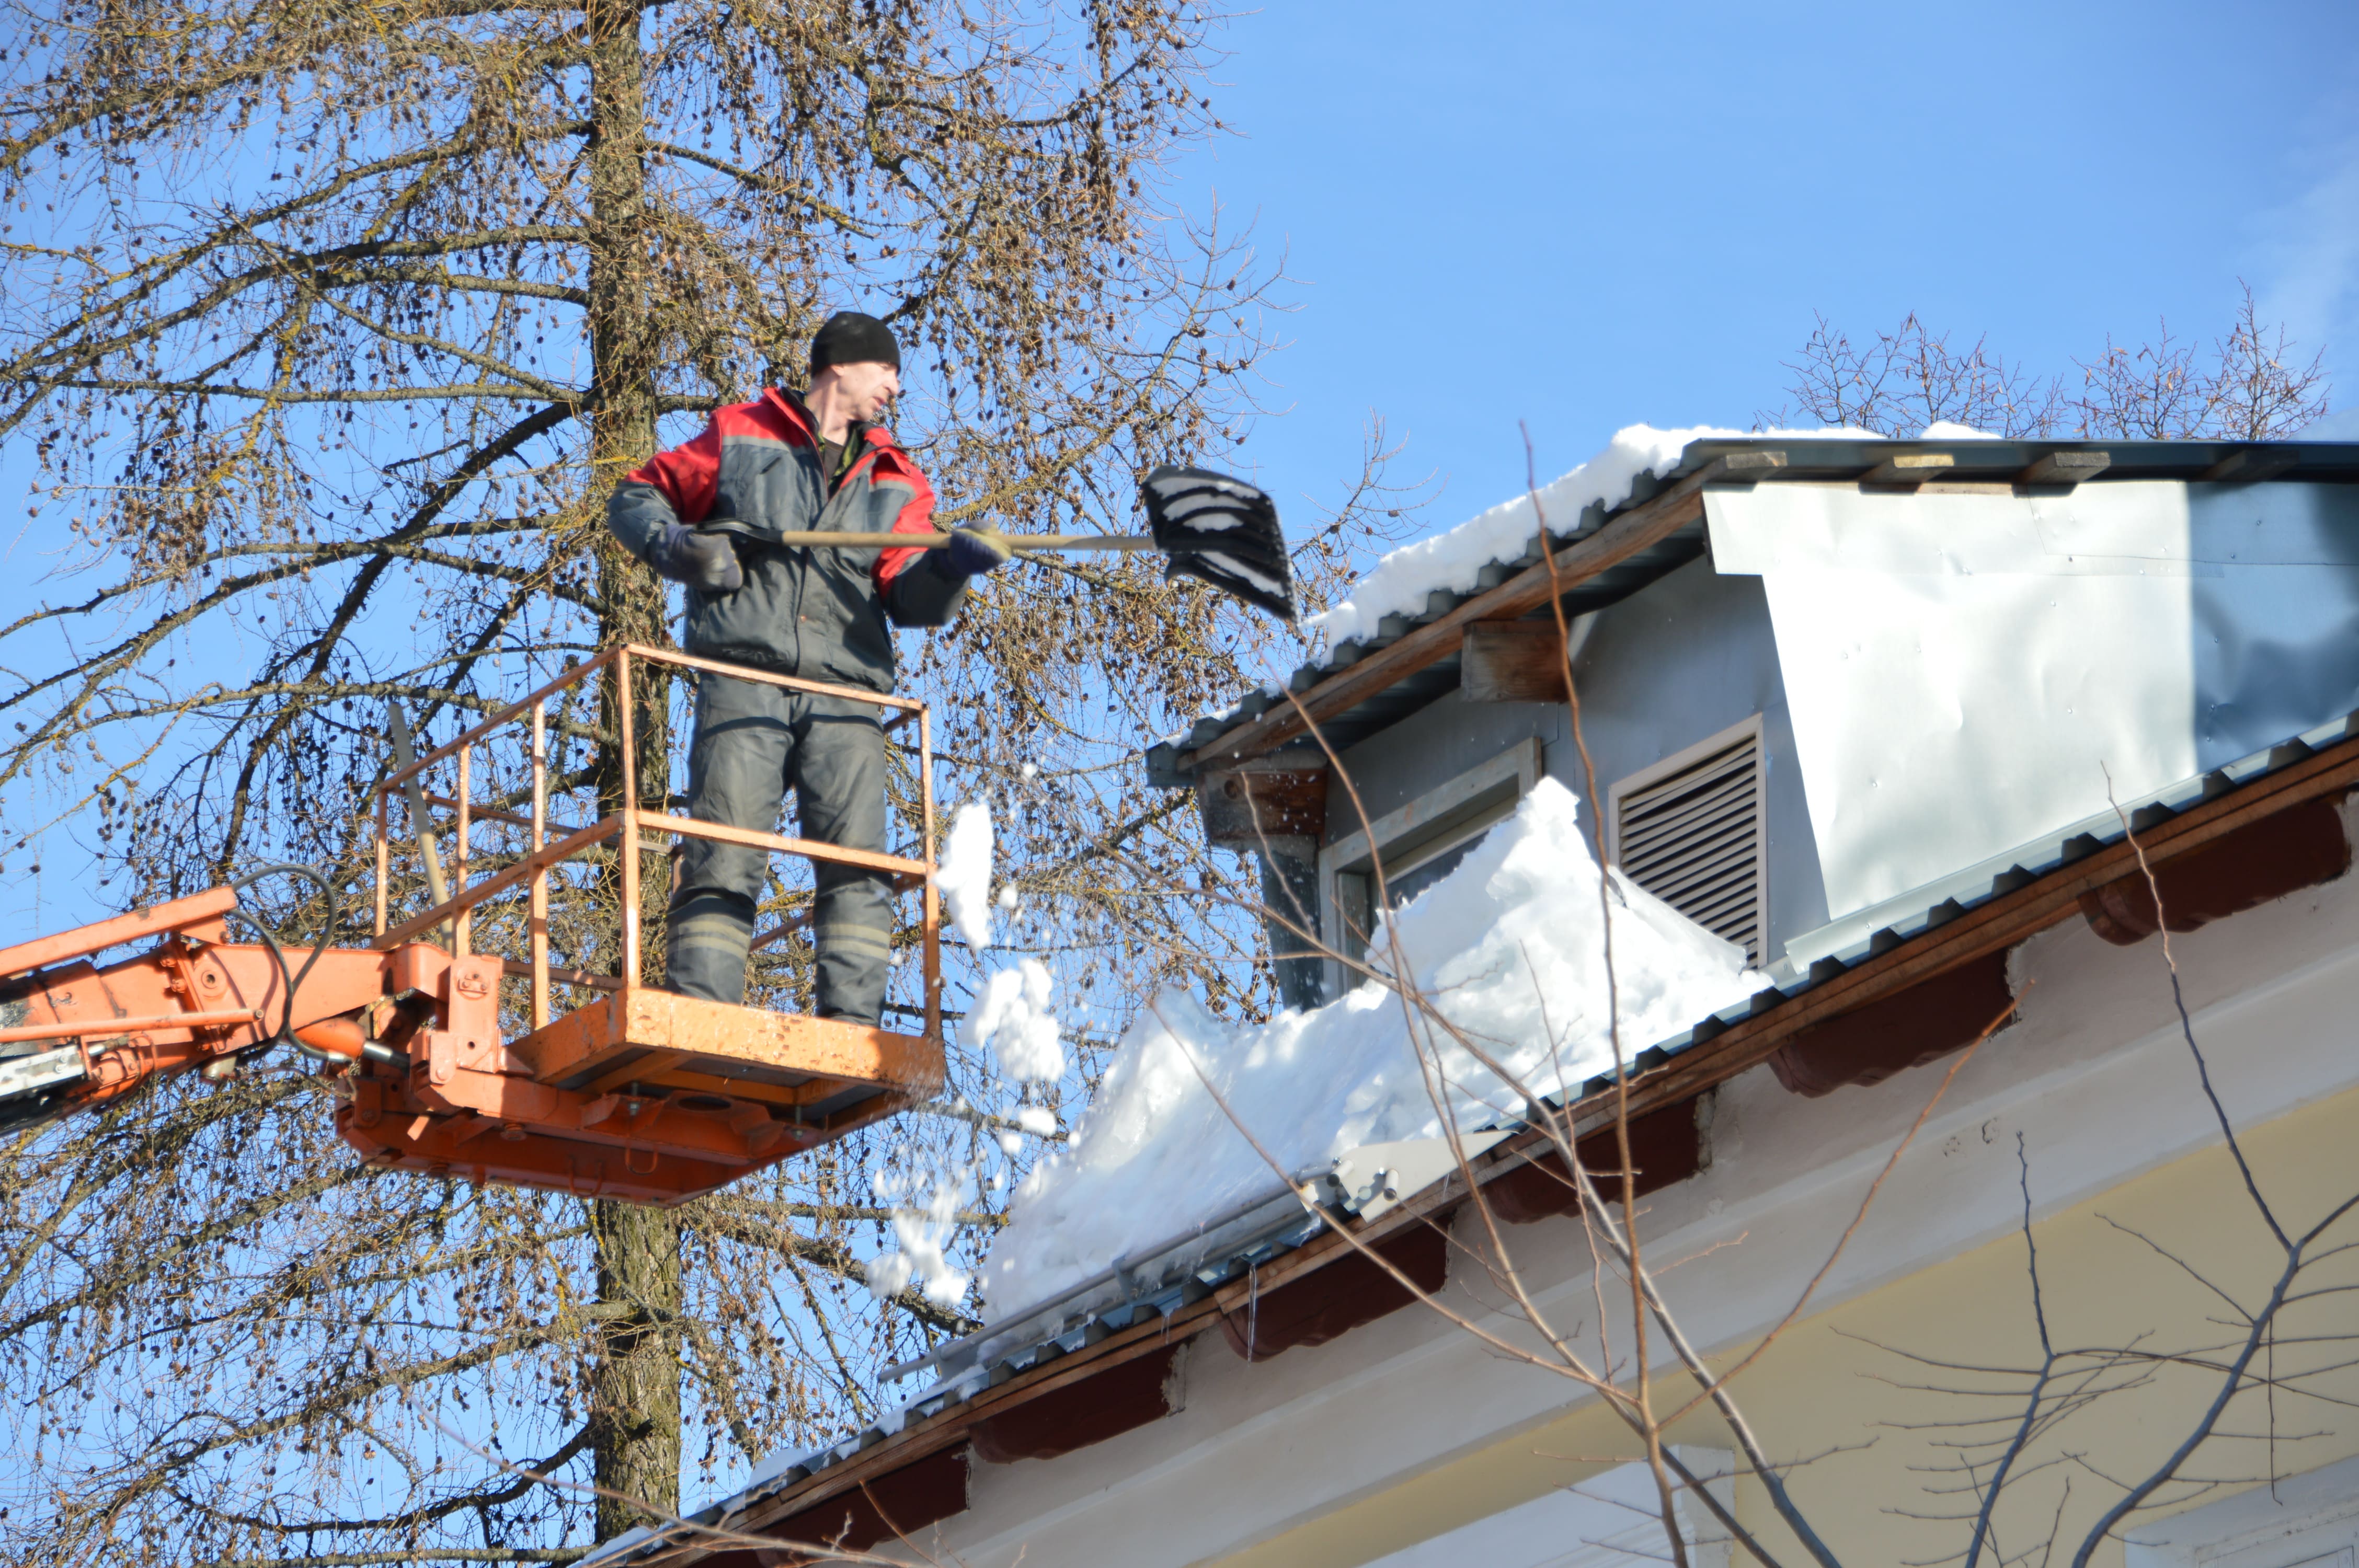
[606,311,1009,1025]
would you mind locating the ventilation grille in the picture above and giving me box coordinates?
[1614,734,1763,962]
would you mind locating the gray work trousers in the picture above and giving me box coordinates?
[666,674,893,1024]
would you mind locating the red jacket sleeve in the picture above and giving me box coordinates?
[871,461,938,594]
[624,421,723,526]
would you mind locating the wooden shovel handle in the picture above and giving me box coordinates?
[757,532,1157,551]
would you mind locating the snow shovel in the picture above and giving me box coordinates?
[698,465,1297,621]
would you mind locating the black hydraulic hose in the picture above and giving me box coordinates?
[223,863,348,1064]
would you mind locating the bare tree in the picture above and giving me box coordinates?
[1761,312,2064,438]
[1763,286,2329,441]
[0,0,1409,1561]
[2074,284,2331,441]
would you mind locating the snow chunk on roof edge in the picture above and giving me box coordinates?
[1310,422,1875,647]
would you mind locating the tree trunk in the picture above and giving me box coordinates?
[589,1199,686,1539]
[583,0,680,1537]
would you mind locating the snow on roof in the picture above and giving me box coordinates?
[592,706,2359,1568]
[975,777,1761,1321]
[1310,422,1876,647]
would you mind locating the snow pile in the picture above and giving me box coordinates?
[978,778,1763,1318]
[970,958,1063,1083]
[1311,422,1873,647]
[865,1167,970,1309]
[937,801,994,949]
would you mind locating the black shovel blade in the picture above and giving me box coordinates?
[1141,465,1297,621]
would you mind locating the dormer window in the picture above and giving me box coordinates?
[1319,739,1544,997]
[1608,717,1767,964]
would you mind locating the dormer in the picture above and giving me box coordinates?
[1151,433,2359,1041]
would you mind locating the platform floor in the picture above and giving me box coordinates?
[509,988,944,1123]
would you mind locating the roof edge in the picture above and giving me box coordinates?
[1147,436,2359,788]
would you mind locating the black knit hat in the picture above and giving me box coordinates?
[809,310,901,376]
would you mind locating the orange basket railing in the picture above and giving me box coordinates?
[368,643,941,1041]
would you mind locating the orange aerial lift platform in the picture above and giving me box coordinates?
[0,645,946,1205]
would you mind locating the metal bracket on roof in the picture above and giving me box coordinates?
[1859,452,1955,486]
[1722,448,1788,477]
[1306,1131,1508,1227]
[1694,448,1789,493]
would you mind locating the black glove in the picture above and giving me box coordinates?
[942,525,1012,578]
[652,523,742,593]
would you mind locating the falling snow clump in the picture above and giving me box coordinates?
[865,1164,971,1309]
[970,958,1063,1084]
[937,801,995,950]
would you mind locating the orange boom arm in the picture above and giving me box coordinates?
[0,887,941,1207]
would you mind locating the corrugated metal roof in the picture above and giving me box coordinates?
[597,710,2359,1568]
[1143,437,2359,788]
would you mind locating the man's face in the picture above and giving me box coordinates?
[830,359,900,421]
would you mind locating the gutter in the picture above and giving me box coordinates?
[877,1181,1317,1390]
[880,1128,1514,1392]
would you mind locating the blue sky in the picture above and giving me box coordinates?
[4,0,2355,932]
[1182,0,2359,534]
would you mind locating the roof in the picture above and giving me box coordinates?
[1144,435,2359,788]
[602,700,2359,1566]
[599,434,2359,1565]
